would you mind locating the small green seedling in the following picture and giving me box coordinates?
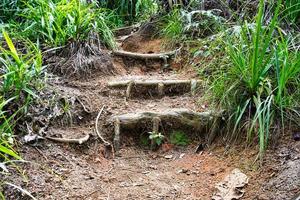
[170,131,190,146]
[149,131,165,146]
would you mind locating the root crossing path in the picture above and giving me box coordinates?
[12,36,269,200]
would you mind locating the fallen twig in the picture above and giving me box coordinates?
[76,97,92,113]
[45,134,90,144]
[34,147,48,161]
[95,106,111,146]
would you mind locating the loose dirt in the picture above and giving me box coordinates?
[3,30,300,200]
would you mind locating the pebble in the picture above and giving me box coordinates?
[164,155,173,159]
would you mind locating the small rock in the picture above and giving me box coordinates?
[177,168,189,174]
[179,153,185,159]
[212,168,249,200]
[22,134,44,144]
[293,132,300,141]
[103,177,110,182]
[149,165,157,170]
[151,154,158,159]
[191,170,199,175]
[164,155,173,159]
[133,182,144,187]
[119,182,130,187]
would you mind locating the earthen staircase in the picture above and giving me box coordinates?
[103,47,221,154]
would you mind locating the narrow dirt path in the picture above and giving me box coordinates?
[6,32,299,200]
[14,35,233,200]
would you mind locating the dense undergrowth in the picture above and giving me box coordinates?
[189,1,300,156]
[159,0,300,157]
[0,0,299,198]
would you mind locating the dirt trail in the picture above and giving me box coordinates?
[4,31,300,200]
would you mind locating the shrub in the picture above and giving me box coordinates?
[160,8,224,47]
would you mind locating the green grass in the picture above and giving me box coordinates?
[0,31,44,197]
[199,0,300,156]
[1,31,42,98]
[222,0,282,154]
[160,9,184,46]
[0,30,42,157]
[170,131,190,146]
[100,0,157,22]
[16,0,116,48]
[0,30,42,200]
[283,0,300,23]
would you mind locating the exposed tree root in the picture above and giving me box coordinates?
[95,106,114,158]
[108,79,201,98]
[45,134,90,144]
[109,109,221,152]
[108,79,201,87]
[112,49,179,67]
[46,41,114,80]
[112,50,177,59]
[109,109,215,126]
[113,24,139,36]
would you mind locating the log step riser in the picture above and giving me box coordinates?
[109,109,222,152]
[108,80,202,99]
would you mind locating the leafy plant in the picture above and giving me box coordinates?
[225,0,282,154]
[170,131,190,146]
[149,131,165,146]
[0,31,42,98]
[20,0,116,48]
[182,10,224,38]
